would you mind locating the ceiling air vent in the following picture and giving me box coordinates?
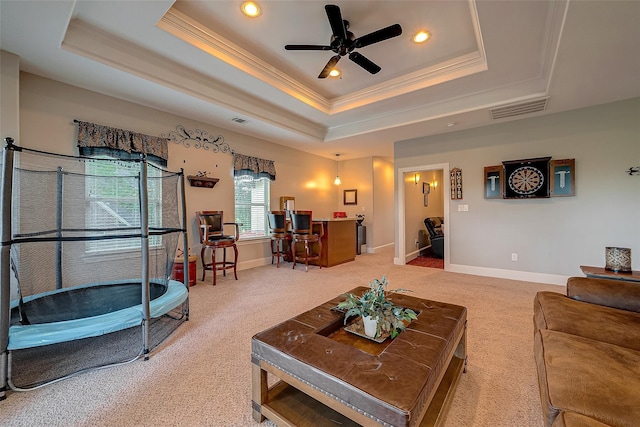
[490,98,549,120]
[231,117,248,124]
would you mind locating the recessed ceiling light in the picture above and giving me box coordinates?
[413,31,430,43]
[241,2,261,18]
[329,69,341,77]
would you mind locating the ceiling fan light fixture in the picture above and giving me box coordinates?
[413,31,430,43]
[241,2,261,18]
[284,5,402,79]
[329,69,341,77]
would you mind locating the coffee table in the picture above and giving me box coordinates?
[251,287,467,426]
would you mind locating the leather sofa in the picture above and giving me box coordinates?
[533,277,640,427]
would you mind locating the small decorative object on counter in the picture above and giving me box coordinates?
[605,247,632,272]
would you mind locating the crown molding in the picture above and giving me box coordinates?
[61,19,326,141]
[158,8,332,114]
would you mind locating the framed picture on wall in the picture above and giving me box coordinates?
[424,195,429,207]
[423,182,430,194]
[484,165,503,199]
[343,189,357,205]
[550,159,575,197]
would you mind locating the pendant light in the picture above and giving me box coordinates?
[334,154,341,185]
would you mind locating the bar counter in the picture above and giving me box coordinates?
[312,218,356,267]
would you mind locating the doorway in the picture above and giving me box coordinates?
[396,163,450,269]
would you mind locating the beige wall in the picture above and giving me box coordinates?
[16,72,349,273]
[331,156,396,253]
[372,157,394,251]
[0,51,20,143]
[395,98,640,280]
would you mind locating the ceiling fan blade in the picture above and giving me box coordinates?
[353,24,402,49]
[285,44,332,51]
[349,52,381,75]
[325,5,347,40]
[318,55,341,79]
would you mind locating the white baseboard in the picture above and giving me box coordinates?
[405,249,420,262]
[447,264,567,286]
[237,257,271,271]
[368,242,394,254]
[393,257,567,285]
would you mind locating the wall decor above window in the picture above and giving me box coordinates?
[162,125,234,154]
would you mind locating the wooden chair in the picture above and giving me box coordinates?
[197,211,239,285]
[290,210,324,272]
[267,211,291,268]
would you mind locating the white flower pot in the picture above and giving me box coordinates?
[362,315,378,338]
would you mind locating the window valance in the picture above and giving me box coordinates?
[75,120,168,166]
[233,153,276,181]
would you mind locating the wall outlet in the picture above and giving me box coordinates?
[511,253,518,261]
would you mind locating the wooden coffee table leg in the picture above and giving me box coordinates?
[252,358,268,422]
[455,320,468,373]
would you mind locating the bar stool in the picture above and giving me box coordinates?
[268,211,290,268]
[290,210,324,272]
[197,211,240,286]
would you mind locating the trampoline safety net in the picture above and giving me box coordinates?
[1,145,189,390]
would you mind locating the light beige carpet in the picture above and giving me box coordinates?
[2,247,561,426]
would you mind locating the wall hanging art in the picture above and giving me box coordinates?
[450,168,463,200]
[484,157,575,199]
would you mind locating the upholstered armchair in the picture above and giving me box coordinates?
[423,217,444,259]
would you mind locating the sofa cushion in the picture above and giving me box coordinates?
[535,329,640,427]
[534,291,640,351]
[552,411,613,427]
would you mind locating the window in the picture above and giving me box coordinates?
[234,175,270,239]
[85,158,162,253]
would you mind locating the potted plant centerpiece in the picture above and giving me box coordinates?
[337,276,418,340]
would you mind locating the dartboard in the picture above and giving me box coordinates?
[508,166,544,195]
[502,157,551,199]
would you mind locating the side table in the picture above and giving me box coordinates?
[173,255,197,286]
[580,265,640,283]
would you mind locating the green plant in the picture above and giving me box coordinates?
[336,276,418,338]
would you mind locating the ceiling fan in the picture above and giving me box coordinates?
[284,4,402,79]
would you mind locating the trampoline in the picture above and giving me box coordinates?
[8,279,188,350]
[1,139,190,396]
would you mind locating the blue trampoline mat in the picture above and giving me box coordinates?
[8,280,188,350]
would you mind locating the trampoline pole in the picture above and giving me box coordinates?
[139,156,151,360]
[55,166,63,290]
[1,138,17,399]
[179,169,189,318]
